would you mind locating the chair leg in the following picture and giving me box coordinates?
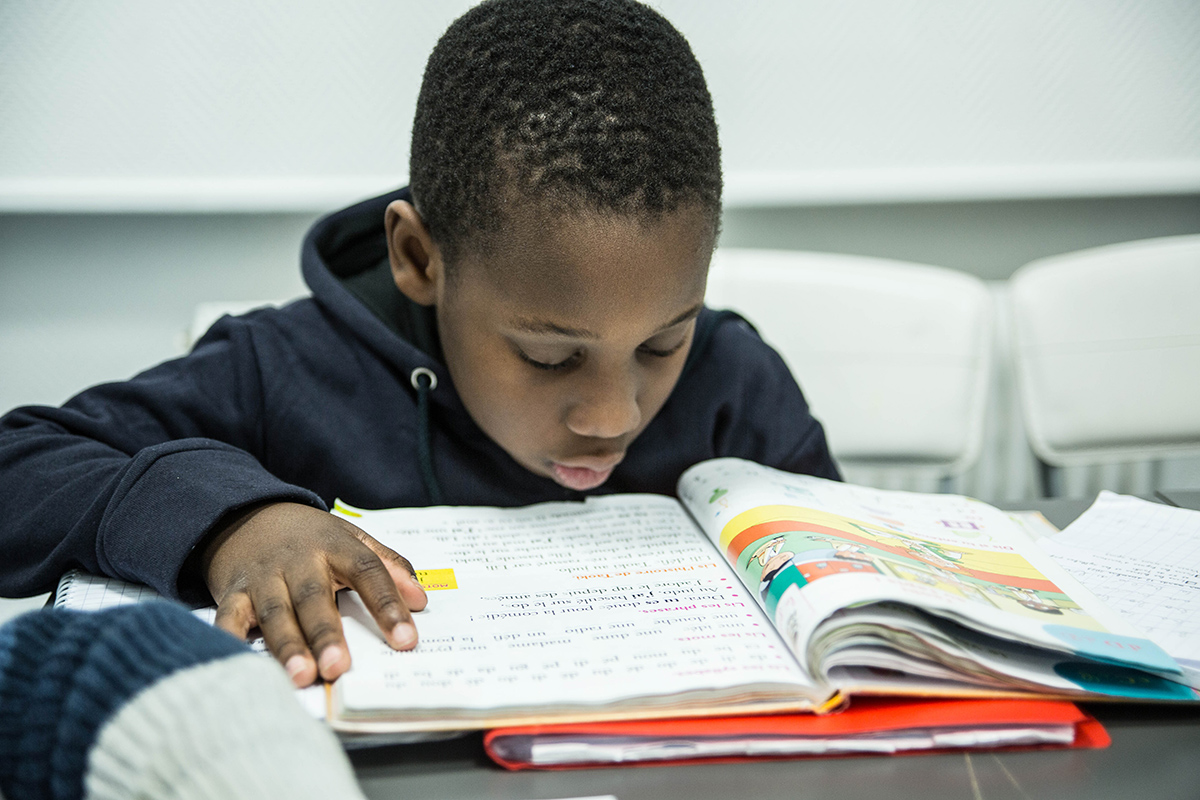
[1150,458,1164,494]
[1037,458,1057,498]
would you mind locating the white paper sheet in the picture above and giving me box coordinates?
[1038,492,1200,665]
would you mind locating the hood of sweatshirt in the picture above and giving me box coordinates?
[301,186,478,502]
[301,186,444,373]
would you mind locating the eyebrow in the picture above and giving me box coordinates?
[511,303,704,339]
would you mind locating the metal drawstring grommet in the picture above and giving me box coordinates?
[410,367,438,391]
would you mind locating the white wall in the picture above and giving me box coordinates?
[0,214,313,410]
[2,0,1198,209]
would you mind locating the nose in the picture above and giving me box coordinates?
[564,366,642,440]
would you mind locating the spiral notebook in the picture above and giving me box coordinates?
[52,569,327,718]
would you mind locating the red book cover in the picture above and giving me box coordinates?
[484,697,1109,770]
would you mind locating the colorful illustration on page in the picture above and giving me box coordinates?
[719,505,1100,630]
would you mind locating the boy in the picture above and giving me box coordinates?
[0,0,838,689]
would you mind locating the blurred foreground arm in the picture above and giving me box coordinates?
[0,603,367,800]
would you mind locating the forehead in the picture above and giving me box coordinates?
[451,206,715,327]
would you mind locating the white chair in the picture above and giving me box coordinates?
[184,299,298,351]
[1009,235,1200,497]
[706,249,993,492]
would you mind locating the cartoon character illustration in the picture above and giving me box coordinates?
[808,536,872,561]
[1000,585,1063,614]
[796,559,881,582]
[751,536,795,577]
[871,530,965,570]
[750,535,887,605]
[723,508,1098,628]
[750,536,797,603]
[1016,599,1062,614]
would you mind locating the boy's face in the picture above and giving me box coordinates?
[389,202,713,492]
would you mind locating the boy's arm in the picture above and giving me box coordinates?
[0,312,426,685]
[0,315,317,600]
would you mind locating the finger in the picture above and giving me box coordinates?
[345,524,429,612]
[328,539,419,652]
[287,565,356,682]
[212,590,257,640]
[250,576,320,687]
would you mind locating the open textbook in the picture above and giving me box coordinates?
[325,458,1199,733]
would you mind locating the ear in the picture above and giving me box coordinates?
[385,200,443,307]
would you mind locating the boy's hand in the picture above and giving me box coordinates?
[199,502,428,687]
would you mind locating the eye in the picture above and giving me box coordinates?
[637,337,688,359]
[518,348,583,372]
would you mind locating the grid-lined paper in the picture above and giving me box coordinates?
[56,569,163,609]
[57,568,236,633]
[55,569,218,624]
[1039,492,1200,664]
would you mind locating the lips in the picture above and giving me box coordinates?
[550,455,623,491]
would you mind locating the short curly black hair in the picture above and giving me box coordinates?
[410,0,722,262]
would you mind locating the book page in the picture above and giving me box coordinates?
[1005,511,1060,542]
[676,459,1175,684]
[1038,492,1200,667]
[330,494,821,727]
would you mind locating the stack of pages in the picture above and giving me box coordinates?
[483,697,1108,768]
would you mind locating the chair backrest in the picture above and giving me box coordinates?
[185,299,296,351]
[1009,235,1200,467]
[706,249,993,479]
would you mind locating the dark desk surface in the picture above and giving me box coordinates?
[351,708,1200,800]
[350,495,1200,800]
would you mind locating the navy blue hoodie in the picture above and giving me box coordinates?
[0,188,839,602]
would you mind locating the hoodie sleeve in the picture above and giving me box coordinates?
[0,315,325,601]
[706,313,843,482]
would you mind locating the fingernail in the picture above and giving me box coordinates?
[391,622,418,648]
[409,573,428,593]
[285,655,309,685]
[317,645,344,676]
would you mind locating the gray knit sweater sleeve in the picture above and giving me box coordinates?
[0,603,365,800]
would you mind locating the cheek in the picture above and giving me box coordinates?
[454,343,561,451]
[478,376,545,437]
[637,360,688,426]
